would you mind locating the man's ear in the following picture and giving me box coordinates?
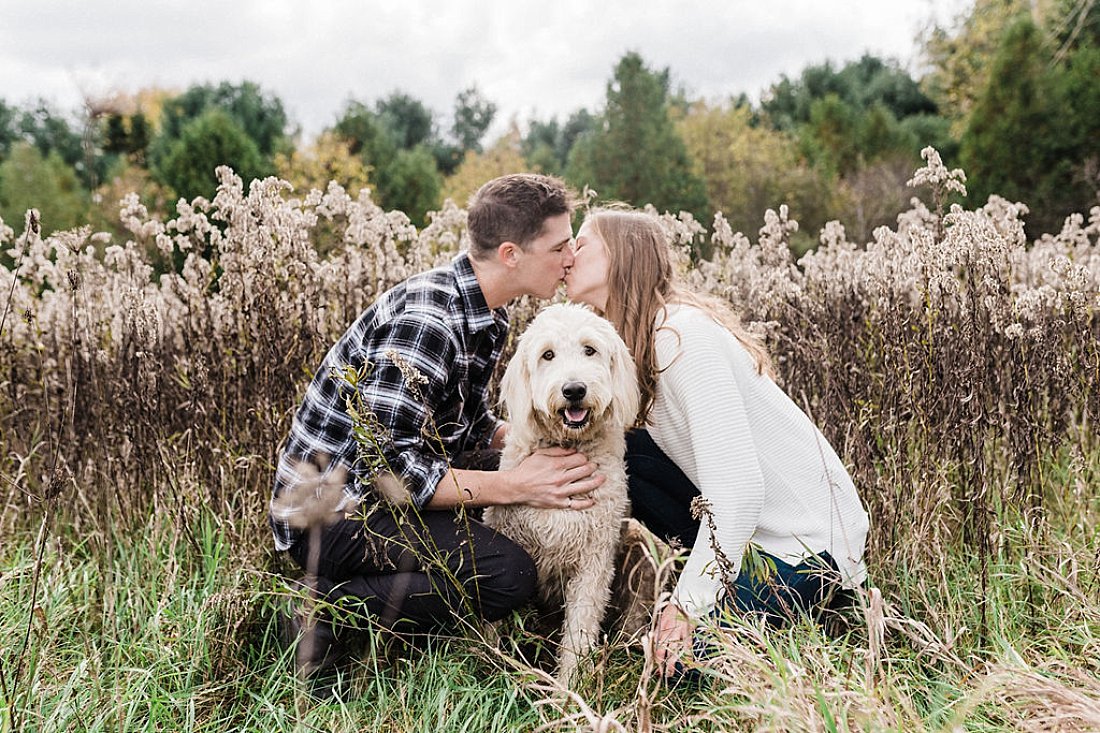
[497,241,520,267]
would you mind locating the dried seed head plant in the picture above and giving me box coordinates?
[0,152,1096,721]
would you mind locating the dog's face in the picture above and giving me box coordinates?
[501,303,640,442]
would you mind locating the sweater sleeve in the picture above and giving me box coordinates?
[654,312,766,617]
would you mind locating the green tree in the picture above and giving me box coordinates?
[961,19,1051,205]
[960,17,1100,234]
[762,54,935,131]
[1055,45,1100,205]
[521,118,562,173]
[763,62,852,132]
[104,111,151,164]
[451,85,497,155]
[150,81,290,181]
[800,94,863,175]
[920,0,1031,128]
[334,100,397,162]
[153,109,270,201]
[521,109,596,175]
[898,114,958,161]
[0,99,19,159]
[0,142,88,234]
[376,92,435,150]
[332,97,443,225]
[164,81,289,156]
[566,52,708,221]
[385,145,443,225]
[15,101,86,181]
[921,0,1100,127]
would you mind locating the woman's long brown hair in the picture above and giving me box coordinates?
[584,208,773,424]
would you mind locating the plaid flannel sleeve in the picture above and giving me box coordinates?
[353,315,459,508]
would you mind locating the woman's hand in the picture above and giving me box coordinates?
[653,602,693,678]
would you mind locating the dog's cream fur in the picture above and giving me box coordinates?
[484,302,640,685]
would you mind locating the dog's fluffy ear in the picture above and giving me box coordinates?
[607,328,641,428]
[499,334,534,433]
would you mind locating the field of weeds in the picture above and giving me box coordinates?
[1,150,1098,731]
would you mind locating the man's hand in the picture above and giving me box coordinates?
[652,602,693,678]
[507,447,603,510]
[427,446,603,510]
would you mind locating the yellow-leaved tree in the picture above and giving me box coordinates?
[275,131,373,198]
[677,101,834,251]
[441,123,530,207]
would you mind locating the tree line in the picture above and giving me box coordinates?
[1,0,1097,249]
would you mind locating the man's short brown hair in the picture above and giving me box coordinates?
[467,174,576,260]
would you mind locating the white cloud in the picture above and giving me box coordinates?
[0,0,969,138]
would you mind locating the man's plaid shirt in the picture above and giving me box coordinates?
[270,252,508,551]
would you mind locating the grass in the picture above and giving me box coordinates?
[1,446,1097,731]
[1,162,1097,730]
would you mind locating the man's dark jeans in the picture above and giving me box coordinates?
[288,450,536,635]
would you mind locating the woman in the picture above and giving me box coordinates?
[564,208,869,676]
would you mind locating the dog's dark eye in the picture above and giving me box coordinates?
[583,345,597,356]
[541,350,555,361]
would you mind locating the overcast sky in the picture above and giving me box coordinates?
[1,0,970,141]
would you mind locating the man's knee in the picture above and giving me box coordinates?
[474,541,537,621]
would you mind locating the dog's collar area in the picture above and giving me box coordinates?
[535,436,589,451]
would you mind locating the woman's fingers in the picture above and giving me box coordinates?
[653,605,692,677]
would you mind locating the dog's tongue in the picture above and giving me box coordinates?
[565,407,589,423]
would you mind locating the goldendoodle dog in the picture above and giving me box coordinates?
[484,302,640,685]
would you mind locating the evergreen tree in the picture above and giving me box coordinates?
[762,54,935,131]
[157,81,289,158]
[375,92,435,150]
[149,81,289,185]
[332,97,443,225]
[154,109,270,201]
[800,94,862,175]
[1056,45,1100,204]
[920,0,1030,127]
[961,19,1053,222]
[521,109,596,175]
[451,85,497,155]
[103,112,150,163]
[522,118,562,173]
[566,52,708,222]
[961,16,1100,233]
[385,146,443,225]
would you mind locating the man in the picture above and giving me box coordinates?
[271,173,603,689]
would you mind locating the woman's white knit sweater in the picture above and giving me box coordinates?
[647,304,869,617]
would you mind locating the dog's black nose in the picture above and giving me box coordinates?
[562,382,587,401]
